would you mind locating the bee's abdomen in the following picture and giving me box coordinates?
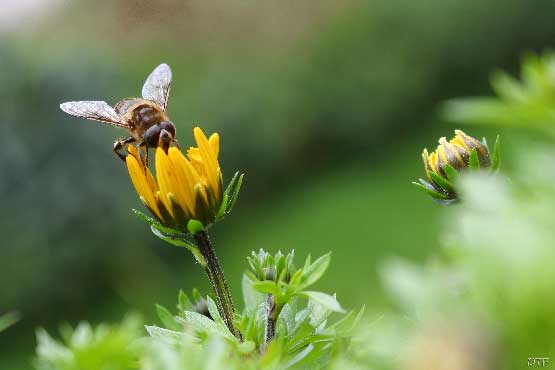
[131,104,167,131]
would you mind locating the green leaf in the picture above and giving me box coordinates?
[226,173,244,214]
[187,219,205,235]
[155,304,180,331]
[299,253,331,290]
[242,274,264,309]
[177,290,193,313]
[145,325,189,342]
[300,292,345,313]
[252,281,281,296]
[206,297,224,327]
[178,312,235,341]
[468,148,480,170]
[492,134,501,170]
[236,340,256,354]
[0,311,19,332]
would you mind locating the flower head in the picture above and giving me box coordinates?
[414,130,500,204]
[126,127,239,232]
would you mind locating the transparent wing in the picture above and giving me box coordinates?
[142,63,172,111]
[59,101,130,128]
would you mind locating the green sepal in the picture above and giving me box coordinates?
[133,209,178,235]
[412,181,451,200]
[491,134,501,171]
[226,173,244,215]
[150,226,206,267]
[215,193,229,220]
[468,148,480,170]
[427,171,454,193]
[186,219,205,235]
[224,171,239,197]
[155,304,181,331]
[443,164,459,184]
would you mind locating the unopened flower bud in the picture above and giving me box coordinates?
[263,267,276,281]
[414,130,499,204]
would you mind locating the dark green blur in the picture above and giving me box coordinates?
[1,0,555,367]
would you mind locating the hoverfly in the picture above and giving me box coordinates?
[60,63,176,162]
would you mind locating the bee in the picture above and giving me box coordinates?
[60,63,176,162]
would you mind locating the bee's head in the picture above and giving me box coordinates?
[158,129,173,152]
[144,121,176,152]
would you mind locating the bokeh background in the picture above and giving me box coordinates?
[1,0,555,368]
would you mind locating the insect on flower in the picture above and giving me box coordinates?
[60,63,176,162]
[127,127,243,232]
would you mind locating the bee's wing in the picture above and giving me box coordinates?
[141,63,172,112]
[60,101,130,128]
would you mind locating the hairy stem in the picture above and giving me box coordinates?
[263,293,276,351]
[194,231,242,340]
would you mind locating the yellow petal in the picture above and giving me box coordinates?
[168,147,201,215]
[126,154,163,220]
[209,133,220,159]
[194,127,221,198]
[154,148,176,217]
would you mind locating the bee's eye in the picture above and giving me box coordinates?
[144,125,161,148]
[158,121,176,137]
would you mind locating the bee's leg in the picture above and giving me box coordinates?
[113,136,136,162]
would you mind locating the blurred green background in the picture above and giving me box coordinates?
[1,0,555,368]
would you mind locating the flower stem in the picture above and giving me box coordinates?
[194,230,241,340]
[263,293,276,352]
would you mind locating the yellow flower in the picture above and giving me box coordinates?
[422,130,491,189]
[126,127,223,230]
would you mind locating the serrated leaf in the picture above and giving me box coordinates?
[300,292,345,313]
[155,304,180,331]
[299,253,331,290]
